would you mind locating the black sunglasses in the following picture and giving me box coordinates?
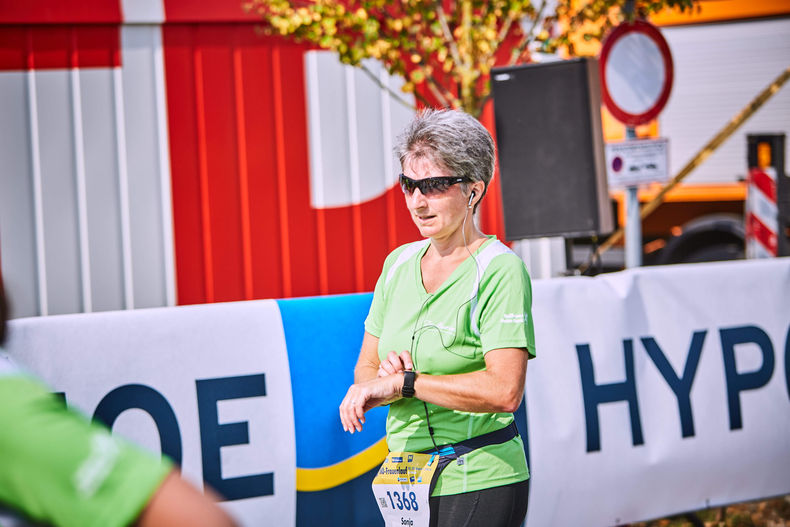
[398,174,469,196]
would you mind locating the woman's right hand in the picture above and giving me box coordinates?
[339,373,403,433]
[377,350,413,377]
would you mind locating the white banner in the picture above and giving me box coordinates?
[527,258,790,526]
[5,300,296,526]
[4,259,789,526]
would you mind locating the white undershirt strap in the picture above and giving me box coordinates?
[385,239,430,286]
[469,240,515,336]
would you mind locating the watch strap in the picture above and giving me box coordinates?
[402,370,416,398]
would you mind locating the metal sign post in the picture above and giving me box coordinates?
[624,127,642,268]
[599,20,674,269]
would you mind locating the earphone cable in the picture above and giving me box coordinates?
[415,197,482,453]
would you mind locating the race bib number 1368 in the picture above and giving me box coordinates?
[371,452,438,527]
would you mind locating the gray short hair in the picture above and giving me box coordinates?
[394,109,496,204]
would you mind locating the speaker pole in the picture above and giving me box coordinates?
[624,126,642,268]
[564,238,574,275]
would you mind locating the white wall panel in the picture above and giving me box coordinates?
[512,237,567,279]
[306,51,352,208]
[81,68,125,313]
[121,26,173,309]
[660,18,790,183]
[354,61,387,201]
[0,26,175,318]
[0,72,38,318]
[121,0,164,24]
[306,51,415,208]
[36,70,83,316]
[386,66,416,181]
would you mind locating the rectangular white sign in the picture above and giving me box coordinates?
[606,138,670,188]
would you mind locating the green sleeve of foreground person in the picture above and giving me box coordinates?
[0,370,170,527]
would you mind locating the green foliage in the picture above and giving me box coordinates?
[730,513,756,527]
[245,0,696,116]
[551,0,696,55]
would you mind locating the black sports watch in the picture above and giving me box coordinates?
[402,370,416,398]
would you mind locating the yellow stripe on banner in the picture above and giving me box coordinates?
[296,437,388,492]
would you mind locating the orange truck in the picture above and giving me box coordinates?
[599,0,789,267]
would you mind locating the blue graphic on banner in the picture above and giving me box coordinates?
[278,293,387,526]
[277,292,531,527]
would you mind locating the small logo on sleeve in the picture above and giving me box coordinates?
[500,313,528,324]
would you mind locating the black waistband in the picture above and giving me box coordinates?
[420,421,519,459]
[419,421,520,495]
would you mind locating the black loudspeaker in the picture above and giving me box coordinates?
[492,58,613,239]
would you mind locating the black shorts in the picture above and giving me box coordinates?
[428,478,529,527]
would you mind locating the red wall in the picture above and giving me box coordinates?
[163,24,432,304]
[0,25,119,71]
[0,3,508,306]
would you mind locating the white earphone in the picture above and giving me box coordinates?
[467,191,476,208]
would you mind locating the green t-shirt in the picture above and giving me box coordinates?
[0,354,171,527]
[365,236,536,496]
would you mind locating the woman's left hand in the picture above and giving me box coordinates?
[339,374,403,433]
[377,350,413,377]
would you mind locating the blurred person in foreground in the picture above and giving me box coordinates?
[339,109,536,526]
[0,276,237,527]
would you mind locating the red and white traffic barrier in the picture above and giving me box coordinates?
[745,166,779,258]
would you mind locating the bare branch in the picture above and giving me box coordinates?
[477,3,518,73]
[430,71,460,99]
[436,5,463,67]
[413,88,434,109]
[425,76,453,108]
[496,8,517,45]
[508,0,549,66]
[461,0,473,71]
[475,92,493,117]
[397,40,459,110]
[358,63,418,111]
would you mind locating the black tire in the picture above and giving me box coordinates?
[658,214,745,265]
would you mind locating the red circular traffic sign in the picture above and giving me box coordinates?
[599,20,674,126]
